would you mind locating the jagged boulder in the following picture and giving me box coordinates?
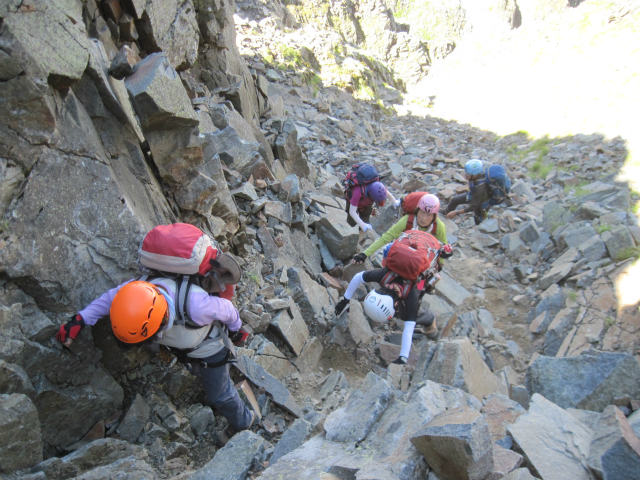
[131,0,200,71]
[324,372,393,443]
[508,394,593,480]
[416,338,503,400]
[0,0,90,90]
[527,351,640,411]
[411,407,494,480]
[190,430,271,480]
[0,393,42,473]
[587,405,640,480]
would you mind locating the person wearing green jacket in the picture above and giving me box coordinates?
[353,193,448,264]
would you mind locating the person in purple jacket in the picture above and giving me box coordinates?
[55,268,256,431]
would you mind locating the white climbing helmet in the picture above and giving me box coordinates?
[363,290,395,323]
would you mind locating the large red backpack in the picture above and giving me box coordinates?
[383,230,441,280]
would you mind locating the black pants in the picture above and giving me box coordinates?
[446,193,486,225]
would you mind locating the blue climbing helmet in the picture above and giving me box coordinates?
[366,181,387,206]
[464,159,484,176]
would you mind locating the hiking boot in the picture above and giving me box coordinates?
[424,321,438,340]
[392,356,408,365]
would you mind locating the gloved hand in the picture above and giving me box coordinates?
[362,223,373,232]
[394,199,401,208]
[56,314,84,347]
[439,244,453,259]
[334,297,350,317]
[352,252,367,264]
[229,327,250,347]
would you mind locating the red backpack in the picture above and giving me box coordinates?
[382,230,441,281]
[400,191,428,230]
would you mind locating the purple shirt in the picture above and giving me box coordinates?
[78,279,241,331]
[349,186,373,208]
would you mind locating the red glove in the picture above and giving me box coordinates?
[217,283,235,300]
[56,314,84,345]
[229,327,249,346]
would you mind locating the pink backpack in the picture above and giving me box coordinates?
[139,223,218,276]
[139,223,220,326]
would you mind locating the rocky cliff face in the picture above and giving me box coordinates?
[1,0,639,479]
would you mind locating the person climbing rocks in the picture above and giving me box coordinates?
[342,163,399,233]
[352,193,448,265]
[445,158,511,225]
[55,254,257,432]
[335,230,453,364]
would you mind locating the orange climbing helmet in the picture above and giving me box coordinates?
[109,281,168,343]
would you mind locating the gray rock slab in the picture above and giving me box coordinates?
[38,438,148,479]
[423,338,501,401]
[234,356,302,417]
[314,205,359,261]
[254,435,404,480]
[578,236,607,262]
[270,300,309,356]
[434,272,471,306]
[270,418,314,465]
[346,301,375,345]
[190,430,271,480]
[601,225,635,260]
[480,393,526,443]
[135,0,199,70]
[469,231,500,250]
[631,410,640,438]
[543,202,573,234]
[538,261,573,290]
[526,351,640,411]
[519,221,541,244]
[0,393,42,472]
[263,200,292,224]
[488,444,523,480]
[204,126,262,178]
[542,308,576,356]
[231,182,258,201]
[501,468,539,480]
[250,337,295,380]
[275,119,310,178]
[77,457,156,479]
[501,232,528,258]
[557,222,598,250]
[411,406,494,480]
[125,52,198,129]
[116,394,150,442]
[324,372,393,443]
[0,359,35,398]
[508,394,593,480]
[587,405,640,480]
[479,218,499,233]
[287,267,330,320]
[2,1,90,89]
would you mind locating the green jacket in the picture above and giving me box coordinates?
[364,214,448,257]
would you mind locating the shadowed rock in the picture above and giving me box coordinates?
[410,406,494,480]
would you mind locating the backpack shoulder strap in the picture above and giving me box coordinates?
[175,275,199,328]
[405,214,415,231]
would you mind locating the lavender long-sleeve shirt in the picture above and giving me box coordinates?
[78,278,241,331]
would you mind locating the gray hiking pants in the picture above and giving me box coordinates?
[191,349,253,430]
